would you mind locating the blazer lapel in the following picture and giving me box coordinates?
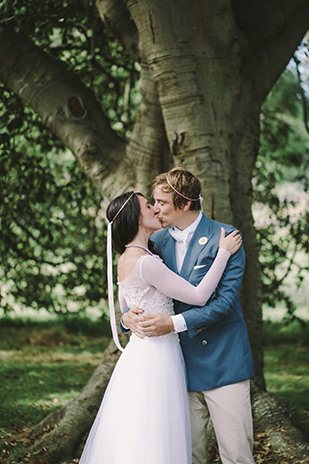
[161,231,178,273]
[180,214,214,280]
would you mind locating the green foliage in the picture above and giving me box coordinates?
[0,86,109,314]
[0,2,308,323]
[2,0,139,136]
[0,1,139,316]
[254,62,309,323]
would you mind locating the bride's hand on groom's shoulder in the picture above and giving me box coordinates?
[219,228,242,255]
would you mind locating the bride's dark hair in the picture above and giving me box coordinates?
[106,191,142,254]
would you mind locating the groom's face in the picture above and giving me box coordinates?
[153,185,182,228]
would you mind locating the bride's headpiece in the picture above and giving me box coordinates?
[107,192,135,352]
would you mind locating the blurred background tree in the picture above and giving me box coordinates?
[255,46,309,324]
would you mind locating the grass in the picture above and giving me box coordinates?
[0,316,308,462]
[0,316,111,436]
[262,321,309,437]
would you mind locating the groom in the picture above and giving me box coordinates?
[122,167,255,464]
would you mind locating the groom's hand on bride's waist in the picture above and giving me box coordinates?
[137,313,174,337]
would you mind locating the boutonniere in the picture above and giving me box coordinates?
[198,236,208,246]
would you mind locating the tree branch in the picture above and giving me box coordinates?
[96,1,171,198]
[0,26,127,197]
[96,0,140,61]
[231,0,309,102]
[294,52,309,134]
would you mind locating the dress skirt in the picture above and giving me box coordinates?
[79,333,191,464]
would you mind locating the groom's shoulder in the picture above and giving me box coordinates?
[203,214,235,232]
[150,227,170,246]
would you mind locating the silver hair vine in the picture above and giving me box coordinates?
[166,173,203,211]
[110,191,135,224]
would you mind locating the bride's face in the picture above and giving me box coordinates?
[138,195,162,232]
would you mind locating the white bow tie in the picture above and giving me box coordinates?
[169,228,190,244]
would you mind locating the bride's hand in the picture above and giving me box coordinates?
[219,228,242,255]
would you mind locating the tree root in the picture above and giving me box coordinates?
[251,381,309,462]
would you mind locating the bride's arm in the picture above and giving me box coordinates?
[141,228,241,306]
[141,248,230,307]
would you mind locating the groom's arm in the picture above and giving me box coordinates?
[182,244,245,338]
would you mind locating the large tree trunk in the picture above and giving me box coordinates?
[126,0,266,386]
[1,0,309,462]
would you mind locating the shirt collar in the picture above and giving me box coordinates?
[173,211,202,236]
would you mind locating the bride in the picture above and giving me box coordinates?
[79,191,241,464]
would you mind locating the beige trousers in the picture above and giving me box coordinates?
[189,380,255,464]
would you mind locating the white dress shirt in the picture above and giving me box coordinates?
[169,212,203,333]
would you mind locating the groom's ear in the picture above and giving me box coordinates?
[182,200,192,212]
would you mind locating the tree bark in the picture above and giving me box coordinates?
[0,23,170,202]
[96,0,140,61]
[97,0,172,200]
[231,0,309,97]
[251,382,309,460]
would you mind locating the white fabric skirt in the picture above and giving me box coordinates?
[79,334,191,464]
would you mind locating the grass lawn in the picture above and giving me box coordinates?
[0,317,111,437]
[262,321,309,438]
[0,316,308,462]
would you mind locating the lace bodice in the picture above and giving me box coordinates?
[118,255,177,341]
[119,281,175,317]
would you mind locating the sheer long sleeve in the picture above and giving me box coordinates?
[140,248,230,306]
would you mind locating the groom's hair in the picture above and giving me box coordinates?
[152,167,202,212]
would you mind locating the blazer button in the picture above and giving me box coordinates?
[202,340,207,345]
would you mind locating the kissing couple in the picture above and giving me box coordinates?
[79,167,255,464]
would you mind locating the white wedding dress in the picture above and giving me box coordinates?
[79,248,230,464]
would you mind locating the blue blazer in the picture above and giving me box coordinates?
[151,214,254,392]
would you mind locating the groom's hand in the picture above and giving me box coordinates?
[137,313,174,337]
